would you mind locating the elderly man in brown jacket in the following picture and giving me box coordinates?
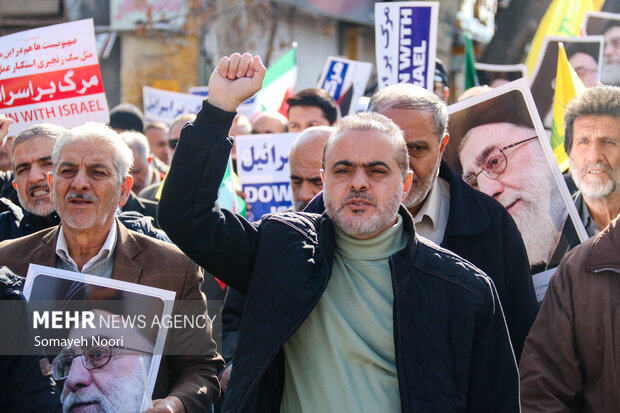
[519,213,620,412]
[0,120,224,412]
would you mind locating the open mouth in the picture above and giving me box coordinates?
[27,186,50,198]
[68,400,99,412]
[505,199,520,213]
[69,200,93,205]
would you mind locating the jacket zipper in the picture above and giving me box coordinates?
[235,221,330,412]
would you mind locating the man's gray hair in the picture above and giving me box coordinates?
[12,123,67,167]
[120,131,151,161]
[52,122,134,184]
[322,112,409,175]
[368,83,449,140]
[564,84,620,155]
[169,113,196,138]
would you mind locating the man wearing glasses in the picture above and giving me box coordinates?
[52,308,155,413]
[458,122,576,271]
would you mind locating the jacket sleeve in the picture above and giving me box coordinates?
[499,208,538,362]
[221,288,245,363]
[468,277,521,413]
[167,260,226,412]
[157,100,260,293]
[519,260,583,413]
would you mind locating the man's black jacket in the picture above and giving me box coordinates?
[0,267,62,413]
[222,160,537,363]
[434,160,537,359]
[158,101,520,413]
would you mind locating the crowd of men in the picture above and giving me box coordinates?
[0,47,619,413]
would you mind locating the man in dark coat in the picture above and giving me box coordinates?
[158,52,519,413]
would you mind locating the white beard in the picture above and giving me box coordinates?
[570,159,620,199]
[61,357,149,413]
[600,59,620,86]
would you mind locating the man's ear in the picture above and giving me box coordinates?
[12,180,17,190]
[320,169,325,184]
[47,172,53,188]
[119,175,133,207]
[439,133,449,155]
[402,170,413,201]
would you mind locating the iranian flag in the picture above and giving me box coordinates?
[256,48,297,117]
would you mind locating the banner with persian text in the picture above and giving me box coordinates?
[374,2,438,91]
[0,19,109,135]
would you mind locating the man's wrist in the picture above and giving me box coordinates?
[207,96,238,113]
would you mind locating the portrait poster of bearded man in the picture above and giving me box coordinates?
[584,11,620,87]
[22,265,175,413]
[442,79,589,301]
[529,36,603,129]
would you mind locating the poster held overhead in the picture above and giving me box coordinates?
[374,2,438,91]
[0,19,109,135]
[317,56,372,116]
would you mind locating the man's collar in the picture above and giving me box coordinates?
[55,222,118,272]
[414,176,443,229]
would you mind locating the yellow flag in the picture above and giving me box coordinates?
[525,0,604,75]
[551,43,586,172]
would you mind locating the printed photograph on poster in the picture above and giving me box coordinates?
[23,264,175,413]
[443,79,589,299]
[317,56,372,116]
[374,1,439,91]
[0,19,109,135]
[529,36,603,128]
[583,11,620,86]
[235,132,298,221]
[474,63,527,88]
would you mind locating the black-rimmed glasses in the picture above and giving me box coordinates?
[51,345,151,380]
[462,136,538,188]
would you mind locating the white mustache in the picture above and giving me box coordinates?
[65,192,98,202]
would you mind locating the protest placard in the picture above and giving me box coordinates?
[235,132,298,221]
[474,63,527,87]
[443,79,589,300]
[143,86,203,125]
[374,1,438,91]
[529,36,603,128]
[110,0,187,31]
[317,56,372,115]
[0,19,109,135]
[189,86,260,121]
[23,264,175,412]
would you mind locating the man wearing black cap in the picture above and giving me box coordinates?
[109,103,145,133]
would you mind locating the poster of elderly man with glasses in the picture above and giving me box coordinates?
[22,265,175,412]
[442,79,588,300]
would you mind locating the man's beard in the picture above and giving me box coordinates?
[17,183,55,216]
[324,185,403,239]
[61,358,148,413]
[403,156,440,209]
[570,158,620,199]
[501,165,565,266]
[600,58,620,86]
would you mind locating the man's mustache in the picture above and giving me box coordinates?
[581,161,612,177]
[65,192,98,202]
